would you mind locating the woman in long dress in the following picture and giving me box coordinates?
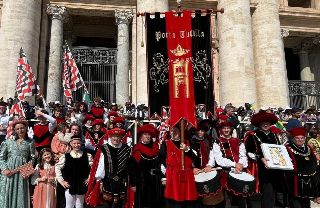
[0,119,36,208]
[32,148,56,208]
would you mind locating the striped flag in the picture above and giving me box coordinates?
[7,101,25,139]
[63,43,85,102]
[16,48,40,101]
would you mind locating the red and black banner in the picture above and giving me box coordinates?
[146,10,214,122]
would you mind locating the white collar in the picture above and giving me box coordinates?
[108,139,122,148]
[221,135,231,139]
[171,138,181,141]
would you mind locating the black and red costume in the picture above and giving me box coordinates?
[129,140,163,208]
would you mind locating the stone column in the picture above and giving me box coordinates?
[115,10,133,105]
[136,0,168,105]
[252,0,289,108]
[217,0,257,107]
[299,50,314,81]
[46,5,67,102]
[312,0,320,9]
[0,0,41,100]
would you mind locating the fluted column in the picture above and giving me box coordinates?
[115,10,133,105]
[217,0,257,107]
[252,0,289,108]
[136,0,168,105]
[299,50,314,81]
[46,5,67,102]
[0,0,41,100]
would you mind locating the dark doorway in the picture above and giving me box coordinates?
[285,48,300,80]
[73,37,117,48]
[288,0,311,8]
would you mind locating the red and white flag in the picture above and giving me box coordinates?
[7,101,25,139]
[63,43,85,102]
[16,48,40,101]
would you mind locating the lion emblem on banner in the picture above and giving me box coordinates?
[192,50,211,89]
[149,53,169,93]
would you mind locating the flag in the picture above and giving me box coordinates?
[146,11,214,118]
[82,90,91,104]
[166,11,196,127]
[15,48,40,101]
[7,101,25,139]
[63,43,85,102]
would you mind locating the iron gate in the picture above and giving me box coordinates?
[288,80,320,109]
[71,47,117,103]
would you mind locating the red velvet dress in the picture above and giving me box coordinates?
[165,139,198,202]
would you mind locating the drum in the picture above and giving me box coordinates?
[194,170,222,197]
[227,171,256,196]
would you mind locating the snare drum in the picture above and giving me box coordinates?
[227,171,256,197]
[194,171,222,197]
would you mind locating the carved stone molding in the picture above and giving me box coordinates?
[47,5,68,21]
[115,10,133,25]
[280,28,290,39]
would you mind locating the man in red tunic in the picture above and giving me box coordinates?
[32,110,57,153]
[208,121,248,208]
[160,125,199,208]
[90,97,107,121]
[84,119,108,157]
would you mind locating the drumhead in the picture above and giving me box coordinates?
[229,172,254,181]
[194,171,218,182]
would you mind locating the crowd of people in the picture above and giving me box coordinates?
[0,97,320,208]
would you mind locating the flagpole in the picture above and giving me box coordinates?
[180,119,185,170]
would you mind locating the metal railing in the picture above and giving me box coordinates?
[288,80,320,109]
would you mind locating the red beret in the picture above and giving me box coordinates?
[251,112,278,127]
[218,114,228,120]
[143,124,160,136]
[215,107,224,114]
[218,121,234,128]
[83,114,95,123]
[289,127,307,138]
[112,116,125,124]
[108,111,118,118]
[137,125,157,138]
[107,128,125,136]
[92,119,104,126]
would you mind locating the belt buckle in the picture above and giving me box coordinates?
[113,176,119,181]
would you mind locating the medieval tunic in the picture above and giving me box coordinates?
[286,143,320,198]
[90,106,106,120]
[129,141,163,208]
[0,137,36,208]
[245,129,285,194]
[31,163,57,208]
[160,139,198,202]
[55,150,93,195]
[95,141,131,206]
[209,137,248,188]
[191,135,213,169]
[85,130,108,157]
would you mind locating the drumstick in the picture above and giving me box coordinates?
[198,167,222,173]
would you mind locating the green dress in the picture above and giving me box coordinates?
[0,137,36,208]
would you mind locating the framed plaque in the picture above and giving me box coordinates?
[261,143,294,170]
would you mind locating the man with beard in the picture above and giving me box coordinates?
[245,112,285,208]
[129,125,164,208]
